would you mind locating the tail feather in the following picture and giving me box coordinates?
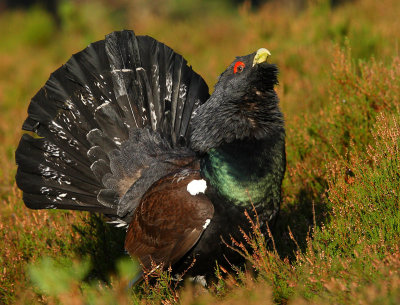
[16,136,102,208]
[170,55,184,145]
[22,192,114,213]
[106,31,145,130]
[17,135,96,184]
[16,30,209,220]
[180,72,206,140]
[87,129,119,154]
[16,157,105,212]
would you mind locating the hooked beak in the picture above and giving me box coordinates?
[252,48,271,67]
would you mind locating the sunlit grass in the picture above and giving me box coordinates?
[1,0,400,304]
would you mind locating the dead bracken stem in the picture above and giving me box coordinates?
[265,221,278,255]
[288,226,301,253]
[221,235,248,259]
[173,257,197,289]
[245,189,262,229]
[245,189,277,253]
[142,259,165,285]
[219,189,281,280]
[312,200,316,235]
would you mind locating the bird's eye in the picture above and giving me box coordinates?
[234,61,245,74]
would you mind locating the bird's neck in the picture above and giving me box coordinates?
[201,132,285,211]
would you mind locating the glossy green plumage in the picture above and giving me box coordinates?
[202,134,285,210]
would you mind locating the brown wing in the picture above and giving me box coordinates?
[124,169,214,270]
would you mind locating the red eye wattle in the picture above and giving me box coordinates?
[234,61,245,74]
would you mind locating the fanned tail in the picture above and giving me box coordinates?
[16,30,209,220]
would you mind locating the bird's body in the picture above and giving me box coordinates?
[15,30,285,281]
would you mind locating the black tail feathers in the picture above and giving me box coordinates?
[15,30,209,221]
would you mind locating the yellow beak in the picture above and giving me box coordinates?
[252,48,271,67]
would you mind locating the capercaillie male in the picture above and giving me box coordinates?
[15,30,286,283]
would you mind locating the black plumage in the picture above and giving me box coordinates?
[15,30,285,282]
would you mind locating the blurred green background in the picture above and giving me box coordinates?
[1,0,400,304]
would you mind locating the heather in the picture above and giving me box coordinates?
[1,0,400,303]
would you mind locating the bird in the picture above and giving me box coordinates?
[15,30,286,283]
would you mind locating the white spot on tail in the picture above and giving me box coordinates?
[187,179,207,196]
[94,101,110,113]
[112,69,133,73]
[203,219,211,229]
[107,219,128,229]
[150,106,157,129]
[113,137,122,146]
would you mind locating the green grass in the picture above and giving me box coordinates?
[1,0,400,304]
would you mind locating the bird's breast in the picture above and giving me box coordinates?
[201,135,285,209]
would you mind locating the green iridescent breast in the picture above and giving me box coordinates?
[201,136,285,209]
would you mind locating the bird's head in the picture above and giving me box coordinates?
[190,48,284,153]
[214,48,276,98]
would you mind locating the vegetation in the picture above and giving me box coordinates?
[1,0,399,303]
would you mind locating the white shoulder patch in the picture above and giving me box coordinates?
[186,179,207,196]
[203,219,211,229]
